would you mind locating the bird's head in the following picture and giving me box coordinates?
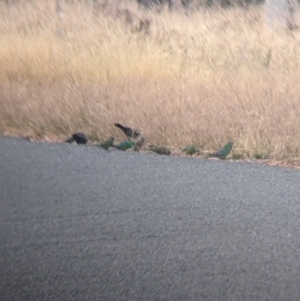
[227,142,233,148]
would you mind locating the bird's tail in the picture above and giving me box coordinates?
[114,123,126,131]
[66,137,75,143]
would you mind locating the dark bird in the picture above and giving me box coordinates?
[66,132,88,145]
[114,123,140,139]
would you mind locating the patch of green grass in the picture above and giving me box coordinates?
[254,152,268,160]
[231,152,244,160]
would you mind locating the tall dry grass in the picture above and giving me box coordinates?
[1,0,300,159]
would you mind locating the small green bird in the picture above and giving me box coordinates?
[182,145,199,155]
[133,137,145,151]
[98,137,114,150]
[115,140,135,151]
[209,142,233,159]
[150,146,171,155]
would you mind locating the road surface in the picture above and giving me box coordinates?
[1,137,300,301]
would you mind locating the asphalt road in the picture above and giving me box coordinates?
[1,136,300,301]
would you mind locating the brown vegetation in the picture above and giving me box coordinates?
[1,0,300,160]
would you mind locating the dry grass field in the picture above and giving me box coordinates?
[1,0,300,160]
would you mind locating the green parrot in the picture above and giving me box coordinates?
[150,146,171,155]
[182,145,199,155]
[133,137,145,151]
[98,137,114,150]
[209,142,233,159]
[115,140,135,151]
